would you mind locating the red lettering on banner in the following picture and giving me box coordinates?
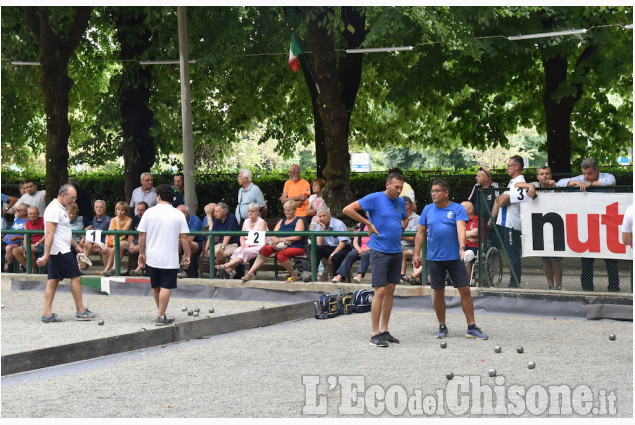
[602,202,626,254]
[565,214,600,253]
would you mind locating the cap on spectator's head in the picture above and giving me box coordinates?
[403,196,412,205]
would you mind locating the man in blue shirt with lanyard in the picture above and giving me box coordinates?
[413,179,488,340]
[343,172,407,347]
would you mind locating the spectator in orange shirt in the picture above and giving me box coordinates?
[279,164,311,218]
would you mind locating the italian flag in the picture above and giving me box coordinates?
[288,32,302,72]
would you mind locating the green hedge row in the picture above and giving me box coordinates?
[2,167,632,218]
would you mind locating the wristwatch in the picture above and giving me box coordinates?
[221,246,226,250]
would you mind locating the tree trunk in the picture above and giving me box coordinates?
[542,54,573,174]
[23,6,92,202]
[114,8,156,202]
[542,44,598,174]
[303,7,366,215]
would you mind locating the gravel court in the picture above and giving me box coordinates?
[1,302,632,418]
[0,290,283,355]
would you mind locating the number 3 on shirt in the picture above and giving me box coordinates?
[510,187,532,203]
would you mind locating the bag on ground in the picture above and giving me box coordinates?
[337,292,354,315]
[352,289,374,313]
[315,293,340,319]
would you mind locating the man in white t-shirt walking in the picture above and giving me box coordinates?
[37,184,96,322]
[138,184,191,326]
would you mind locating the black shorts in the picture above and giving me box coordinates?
[428,259,470,289]
[370,250,402,287]
[147,265,178,289]
[48,251,81,281]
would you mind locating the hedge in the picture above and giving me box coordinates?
[2,167,632,219]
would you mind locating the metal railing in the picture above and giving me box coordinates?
[1,229,422,282]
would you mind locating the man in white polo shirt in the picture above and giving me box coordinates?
[138,184,191,326]
[37,184,96,322]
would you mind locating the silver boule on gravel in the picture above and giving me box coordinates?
[528,361,536,369]
[259,305,265,310]
[609,334,616,341]
[488,368,497,377]
[494,346,502,353]
[446,372,454,380]
[193,311,199,317]
[182,306,187,312]
[188,310,193,316]
[516,346,524,353]
[440,341,447,349]
[97,320,104,326]
[194,308,200,313]
[209,308,214,313]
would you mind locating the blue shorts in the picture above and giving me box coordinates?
[428,259,470,289]
[147,265,178,290]
[370,250,402,287]
[48,252,81,281]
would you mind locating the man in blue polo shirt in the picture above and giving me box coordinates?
[413,179,488,340]
[343,172,407,347]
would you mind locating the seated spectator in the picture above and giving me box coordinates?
[315,206,352,281]
[3,203,29,272]
[461,201,479,280]
[66,203,90,255]
[12,206,44,274]
[331,217,372,283]
[99,201,132,276]
[279,164,311,218]
[2,193,18,230]
[127,202,148,275]
[306,178,327,231]
[399,197,420,283]
[216,203,268,278]
[176,204,203,278]
[82,200,111,268]
[208,202,240,267]
[242,200,305,282]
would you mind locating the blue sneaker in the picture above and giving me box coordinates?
[435,326,448,339]
[75,308,96,321]
[466,325,488,340]
[41,313,63,323]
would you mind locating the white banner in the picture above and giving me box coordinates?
[520,192,632,259]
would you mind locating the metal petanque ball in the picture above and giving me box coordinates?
[97,320,104,326]
[440,341,447,349]
[609,334,616,341]
[188,310,193,316]
[194,308,200,313]
[494,346,502,353]
[259,305,265,310]
[446,372,454,380]
[528,361,536,369]
[209,308,215,313]
[488,368,497,377]
[182,306,187,312]
[193,311,199,317]
[516,346,524,353]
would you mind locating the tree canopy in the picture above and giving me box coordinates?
[1,6,632,205]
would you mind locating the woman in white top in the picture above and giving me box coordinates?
[216,203,268,278]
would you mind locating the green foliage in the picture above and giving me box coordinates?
[5,166,629,217]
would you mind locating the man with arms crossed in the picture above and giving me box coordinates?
[138,184,191,326]
[343,172,407,347]
[413,179,488,340]
[37,184,96,322]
